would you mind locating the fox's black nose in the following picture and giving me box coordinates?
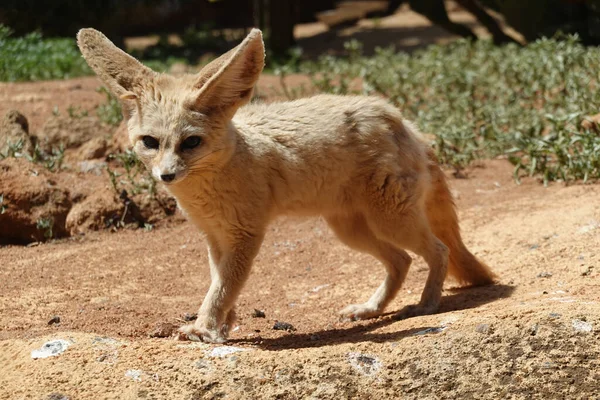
[160,173,176,182]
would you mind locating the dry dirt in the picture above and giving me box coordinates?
[1,6,599,399]
[1,158,599,399]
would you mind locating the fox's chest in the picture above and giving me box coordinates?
[167,183,222,225]
[170,182,261,235]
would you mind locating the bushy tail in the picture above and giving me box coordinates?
[423,148,497,286]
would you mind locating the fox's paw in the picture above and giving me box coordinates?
[339,303,382,322]
[393,303,439,321]
[177,324,227,344]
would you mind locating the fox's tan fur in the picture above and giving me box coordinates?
[77,28,496,343]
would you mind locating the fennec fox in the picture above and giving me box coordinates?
[77,28,496,343]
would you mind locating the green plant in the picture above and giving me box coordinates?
[0,139,26,159]
[106,150,156,197]
[0,25,91,81]
[0,24,181,82]
[180,23,228,51]
[0,138,65,172]
[96,86,123,126]
[36,217,54,240]
[27,144,65,172]
[67,105,88,119]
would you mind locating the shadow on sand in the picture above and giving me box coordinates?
[233,283,515,350]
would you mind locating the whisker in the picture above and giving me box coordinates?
[187,147,233,174]
[190,147,228,164]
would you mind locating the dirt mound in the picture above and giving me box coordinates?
[0,108,179,244]
[0,110,34,156]
[39,115,114,151]
[0,156,179,244]
[75,136,108,161]
[65,187,178,235]
[38,114,119,164]
[65,190,129,234]
[0,158,72,244]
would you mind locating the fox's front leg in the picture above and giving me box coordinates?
[179,232,264,343]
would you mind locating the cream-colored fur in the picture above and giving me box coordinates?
[77,28,496,343]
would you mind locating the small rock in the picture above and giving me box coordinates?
[548,312,561,319]
[148,322,177,338]
[309,284,330,293]
[572,319,593,333]
[48,316,61,325]
[309,334,320,341]
[78,160,107,175]
[273,321,296,332]
[92,336,118,345]
[413,327,446,336]
[578,220,599,234]
[46,394,70,400]
[209,346,247,358]
[347,352,381,376]
[581,265,593,276]
[125,369,142,382]
[537,272,552,278]
[31,339,71,359]
[228,355,240,367]
[530,323,539,336]
[183,313,197,322]
[475,324,492,334]
[251,309,266,318]
[541,361,556,369]
[195,359,211,370]
[530,244,540,250]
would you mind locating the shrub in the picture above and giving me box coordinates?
[0,25,91,82]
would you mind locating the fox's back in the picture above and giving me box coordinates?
[237,94,417,143]
[232,94,429,216]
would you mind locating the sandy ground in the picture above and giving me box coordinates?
[1,5,599,399]
[1,159,600,399]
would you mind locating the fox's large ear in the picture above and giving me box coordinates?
[188,28,265,116]
[77,28,155,105]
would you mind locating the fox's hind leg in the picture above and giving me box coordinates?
[365,204,449,319]
[326,214,412,321]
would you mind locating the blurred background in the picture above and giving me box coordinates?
[2,0,600,61]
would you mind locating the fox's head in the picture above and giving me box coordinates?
[77,28,265,185]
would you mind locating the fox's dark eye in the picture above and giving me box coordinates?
[181,136,202,150]
[142,136,159,149]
